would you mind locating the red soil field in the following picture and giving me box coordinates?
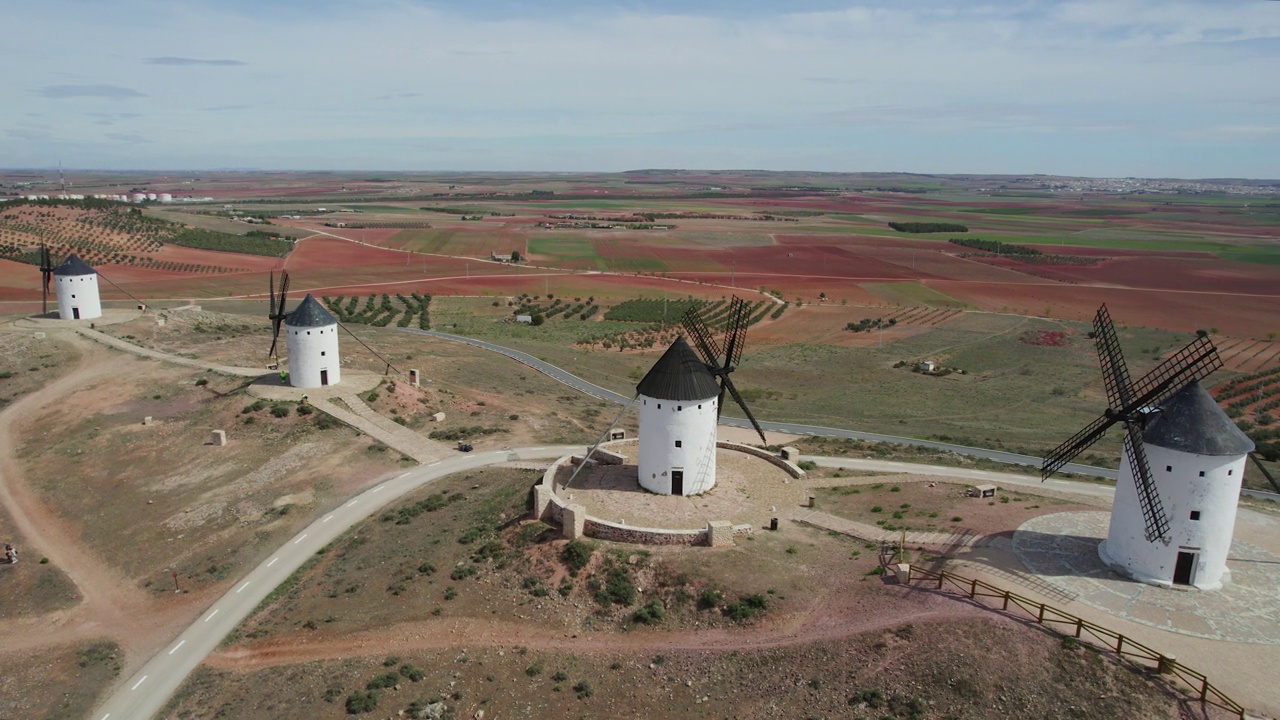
[926,280,1278,338]
[982,256,1280,295]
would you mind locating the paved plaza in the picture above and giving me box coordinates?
[1013,511,1280,644]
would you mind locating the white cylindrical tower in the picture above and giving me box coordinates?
[158,193,173,203]
[636,337,721,496]
[284,294,341,388]
[1099,382,1254,590]
[52,254,102,320]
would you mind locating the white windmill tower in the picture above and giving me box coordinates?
[1043,305,1253,589]
[51,252,102,320]
[266,271,341,388]
[635,298,769,496]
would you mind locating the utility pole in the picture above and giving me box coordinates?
[731,259,736,288]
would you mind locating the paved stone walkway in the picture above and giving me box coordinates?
[795,509,987,550]
[1013,511,1280,644]
[74,326,265,378]
[324,393,448,464]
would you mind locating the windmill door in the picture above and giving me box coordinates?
[671,470,684,496]
[72,307,80,320]
[1173,551,1196,585]
[320,369,329,386]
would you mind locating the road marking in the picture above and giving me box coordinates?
[236,581,251,593]
[429,462,441,467]
[323,514,334,523]
[373,486,385,493]
[168,640,186,655]
[267,557,279,567]
[101,715,110,720]
[204,609,219,622]
[294,533,308,544]
[396,472,410,479]
[346,500,358,507]
[131,676,148,691]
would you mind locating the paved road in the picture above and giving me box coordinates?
[91,445,586,720]
[401,329,1118,480]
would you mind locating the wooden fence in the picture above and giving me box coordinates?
[898,563,1249,719]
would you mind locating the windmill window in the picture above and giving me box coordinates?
[674,440,682,448]
[657,404,661,409]
[678,406,682,411]
[1190,511,1201,521]
[1198,471,1206,477]
[307,331,311,335]
[698,404,702,409]
[321,351,326,357]
[1228,469,1234,476]
[1166,465,1173,472]
[71,294,76,298]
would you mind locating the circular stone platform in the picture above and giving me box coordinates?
[245,369,384,401]
[556,441,803,531]
[14,307,143,329]
[1013,511,1280,644]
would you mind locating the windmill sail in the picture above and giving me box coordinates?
[681,296,768,444]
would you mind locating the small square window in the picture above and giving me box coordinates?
[1165,465,1173,472]
[674,440,682,448]
[657,403,661,409]
[71,294,76,298]
[321,351,326,356]
[1190,511,1201,521]
[677,406,682,411]
[698,404,702,409]
[1198,471,1205,477]
[1228,469,1234,476]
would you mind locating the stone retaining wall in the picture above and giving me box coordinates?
[716,440,806,478]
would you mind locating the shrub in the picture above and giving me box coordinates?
[241,399,266,414]
[574,680,593,699]
[194,378,208,386]
[849,688,884,708]
[366,672,399,690]
[562,539,593,572]
[724,593,768,621]
[698,589,723,610]
[399,664,425,682]
[632,599,666,625]
[552,670,568,682]
[417,562,436,575]
[345,690,378,714]
[526,662,543,677]
[450,564,478,581]
[593,565,636,606]
[270,403,291,418]
[796,460,817,471]
[296,404,313,416]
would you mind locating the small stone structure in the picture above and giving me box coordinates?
[707,520,734,547]
[609,429,626,440]
[780,446,799,461]
[209,429,227,446]
[142,416,152,426]
[970,484,997,499]
[431,412,446,422]
[562,504,586,539]
[409,369,420,387]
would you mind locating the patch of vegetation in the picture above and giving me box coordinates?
[888,221,968,233]
[724,593,768,621]
[427,425,504,441]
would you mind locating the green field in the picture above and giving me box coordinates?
[527,235,606,268]
[862,282,970,308]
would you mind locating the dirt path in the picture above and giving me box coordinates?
[0,333,216,658]
[207,585,983,672]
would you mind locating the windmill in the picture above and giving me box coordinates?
[266,270,291,367]
[1042,305,1252,589]
[681,296,768,445]
[39,243,55,315]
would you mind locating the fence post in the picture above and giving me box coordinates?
[1116,635,1124,655]
[1075,618,1083,638]
[1002,591,1010,611]
[1200,677,1208,701]
[1157,655,1175,674]
[937,571,944,590]
[1037,603,1045,623]
[969,578,977,598]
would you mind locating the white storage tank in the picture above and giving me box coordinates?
[157,193,173,203]
[1100,382,1254,590]
[636,337,721,496]
[131,192,147,203]
[146,192,157,201]
[284,294,340,388]
[52,254,102,320]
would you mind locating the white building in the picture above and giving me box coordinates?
[284,294,340,388]
[157,193,173,203]
[52,254,102,320]
[636,337,721,496]
[1099,382,1254,590]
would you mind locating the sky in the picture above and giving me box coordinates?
[4,0,1279,178]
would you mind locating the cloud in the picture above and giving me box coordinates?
[199,104,256,112]
[375,92,423,101]
[1175,125,1280,140]
[35,84,145,100]
[144,56,246,66]
[105,132,152,144]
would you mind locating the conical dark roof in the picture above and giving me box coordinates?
[636,336,720,401]
[52,254,95,276]
[285,294,337,328]
[1143,381,1254,456]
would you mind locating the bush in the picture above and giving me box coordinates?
[698,588,723,610]
[593,564,636,606]
[296,404,313,416]
[270,403,291,418]
[849,688,884,708]
[194,378,208,386]
[724,593,768,621]
[796,460,817,471]
[345,690,378,714]
[562,539,593,572]
[450,564,478,581]
[366,672,399,690]
[574,680,594,699]
[632,599,666,625]
[241,399,266,414]
[526,662,543,677]
[399,664,425,682]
